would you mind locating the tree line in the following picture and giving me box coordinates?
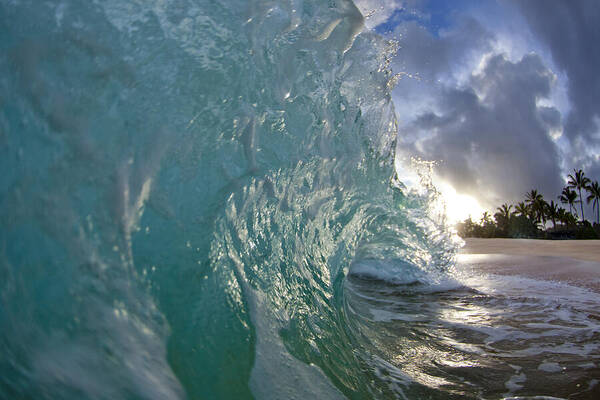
[457,169,600,239]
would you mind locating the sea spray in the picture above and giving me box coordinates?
[0,1,457,398]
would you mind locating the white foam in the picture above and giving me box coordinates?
[537,362,562,373]
[349,258,463,291]
[577,362,596,369]
[504,365,526,396]
[503,397,566,400]
[349,258,424,284]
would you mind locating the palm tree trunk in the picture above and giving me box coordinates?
[579,188,585,221]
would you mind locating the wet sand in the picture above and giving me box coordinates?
[458,238,600,293]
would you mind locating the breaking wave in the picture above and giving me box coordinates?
[0,1,457,398]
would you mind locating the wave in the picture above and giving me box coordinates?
[0,0,458,398]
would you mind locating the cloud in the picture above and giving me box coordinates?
[390,16,494,136]
[398,53,564,207]
[510,0,600,171]
[393,16,493,81]
[378,0,600,214]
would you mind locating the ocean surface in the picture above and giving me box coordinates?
[0,1,598,398]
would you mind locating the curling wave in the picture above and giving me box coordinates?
[0,1,456,398]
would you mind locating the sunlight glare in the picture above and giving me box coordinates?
[434,178,486,224]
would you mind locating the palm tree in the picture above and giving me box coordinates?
[586,181,600,225]
[495,203,513,220]
[481,211,492,225]
[545,200,559,230]
[565,210,578,226]
[540,199,549,227]
[525,189,545,225]
[558,187,578,218]
[567,169,591,221]
[494,203,513,233]
[478,211,494,237]
[556,208,577,227]
[515,201,529,217]
[557,207,568,227]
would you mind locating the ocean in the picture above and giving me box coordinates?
[0,0,598,398]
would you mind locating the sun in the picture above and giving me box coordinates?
[434,178,486,225]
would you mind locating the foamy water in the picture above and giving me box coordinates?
[344,262,600,398]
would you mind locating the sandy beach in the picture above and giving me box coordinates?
[460,238,600,262]
[458,238,600,293]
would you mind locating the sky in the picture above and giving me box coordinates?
[354,0,600,223]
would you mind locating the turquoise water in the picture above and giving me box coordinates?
[1,1,598,399]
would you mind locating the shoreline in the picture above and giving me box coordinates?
[459,237,600,262]
[457,238,600,293]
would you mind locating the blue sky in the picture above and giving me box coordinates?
[355,0,600,221]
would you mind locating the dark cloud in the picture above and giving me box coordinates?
[394,16,492,81]
[510,0,600,169]
[399,53,564,207]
